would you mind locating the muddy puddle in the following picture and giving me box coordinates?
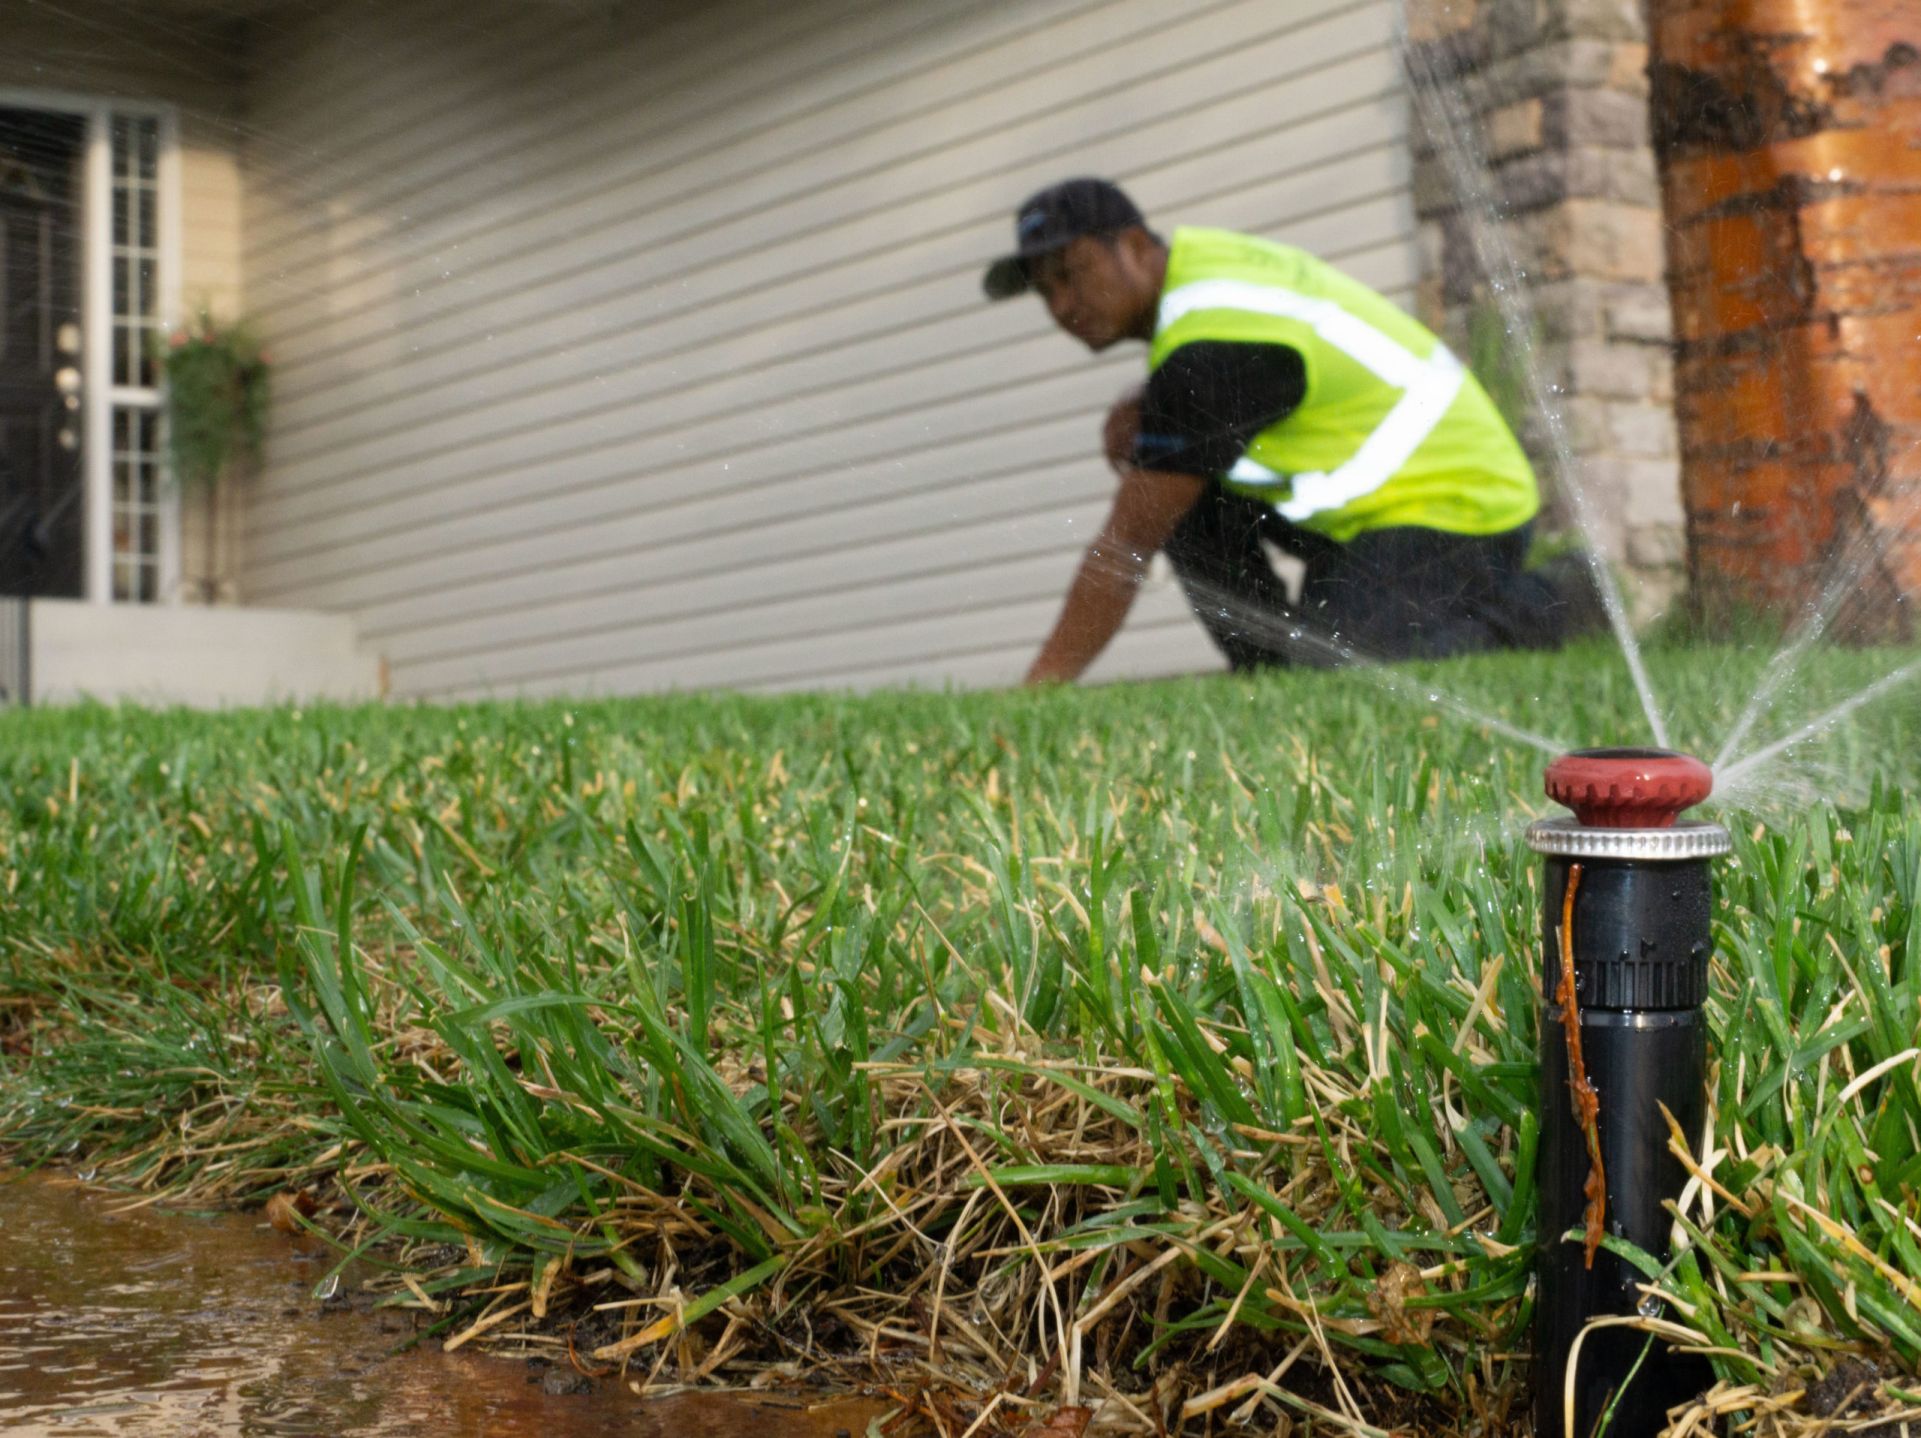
[0,1173,888,1437]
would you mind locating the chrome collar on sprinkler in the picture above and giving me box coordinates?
[1524,748,1729,1438]
[1527,747,1730,858]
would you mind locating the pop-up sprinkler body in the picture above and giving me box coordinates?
[1526,749,1729,1437]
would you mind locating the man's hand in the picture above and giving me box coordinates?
[1102,384,1146,474]
[1024,465,1204,685]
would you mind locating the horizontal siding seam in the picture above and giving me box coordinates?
[365,498,1105,657]
[412,608,1204,700]
[247,215,1403,535]
[244,0,1111,281]
[257,2,1388,377]
[266,115,1403,451]
[246,407,1109,593]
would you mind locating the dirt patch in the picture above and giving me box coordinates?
[1806,1356,1915,1436]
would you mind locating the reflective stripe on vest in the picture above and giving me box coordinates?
[1156,277,1466,524]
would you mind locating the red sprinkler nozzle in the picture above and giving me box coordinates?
[1544,748,1712,829]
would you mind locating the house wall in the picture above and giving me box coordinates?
[236,0,1424,698]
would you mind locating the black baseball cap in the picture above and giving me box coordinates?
[981,178,1148,300]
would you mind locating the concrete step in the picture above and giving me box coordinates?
[23,598,383,709]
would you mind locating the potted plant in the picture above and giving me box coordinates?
[157,309,270,603]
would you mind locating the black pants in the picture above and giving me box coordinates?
[1162,486,1566,670]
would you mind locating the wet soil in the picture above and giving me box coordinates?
[0,1173,888,1437]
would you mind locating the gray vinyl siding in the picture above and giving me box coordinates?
[239,0,1420,698]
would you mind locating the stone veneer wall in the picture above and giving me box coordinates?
[1406,0,1686,617]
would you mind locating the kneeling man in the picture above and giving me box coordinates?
[983,178,1571,683]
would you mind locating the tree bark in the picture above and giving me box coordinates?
[1649,0,1921,633]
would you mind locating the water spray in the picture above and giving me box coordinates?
[1525,749,1728,1437]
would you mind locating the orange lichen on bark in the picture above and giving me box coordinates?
[1556,863,1607,1268]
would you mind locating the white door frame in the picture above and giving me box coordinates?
[0,85,181,605]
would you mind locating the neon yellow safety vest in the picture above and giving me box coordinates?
[1149,227,1540,542]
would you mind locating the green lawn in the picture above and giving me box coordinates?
[2,641,1918,1434]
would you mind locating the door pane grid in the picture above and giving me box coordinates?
[108,113,162,601]
[110,405,159,602]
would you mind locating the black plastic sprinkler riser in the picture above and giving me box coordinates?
[1534,857,1714,1436]
[1526,749,1729,1438]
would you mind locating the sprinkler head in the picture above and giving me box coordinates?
[1544,747,1712,829]
[1529,747,1726,1436]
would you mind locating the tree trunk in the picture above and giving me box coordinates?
[1649,0,1921,634]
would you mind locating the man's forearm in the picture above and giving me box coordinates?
[1025,541,1148,683]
